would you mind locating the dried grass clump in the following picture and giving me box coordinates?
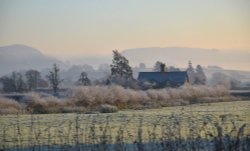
[25,93,72,114]
[0,97,22,114]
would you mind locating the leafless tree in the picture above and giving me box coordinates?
[46,64,63,96]
[194,65,206,85]
[76,72,91,86]
[25,69,41,91]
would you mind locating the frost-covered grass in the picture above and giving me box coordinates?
[0,101,249,151]
[71,85,231,110]
[0,85,233,114]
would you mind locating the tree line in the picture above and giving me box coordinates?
[0,50,207,94]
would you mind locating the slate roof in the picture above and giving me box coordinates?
[138,71,189,86]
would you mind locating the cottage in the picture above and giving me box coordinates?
[138,64,189,87]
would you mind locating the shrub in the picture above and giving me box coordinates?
[24,93,86,114]
[25,93,67,114]
[0,97,22,114]
[99,104,118,113]
[25,93,48,114]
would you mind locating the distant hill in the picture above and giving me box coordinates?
[0,44,64,76]
[121,47,250,71]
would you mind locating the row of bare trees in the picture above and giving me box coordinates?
[186,60,207,85]
[0,70,47,93]
[0,63,94,95]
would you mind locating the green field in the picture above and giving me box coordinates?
[0,101,250,151]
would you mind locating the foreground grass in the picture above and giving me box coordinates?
[0,101,250,151]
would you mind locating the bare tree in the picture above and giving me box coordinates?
[0,72,27,93]
[76,72,91,86]
[194,65,206,85]
[25,69,41,91]
[139,63,146,70]
[153,61,166,72]
[187,60,195,84]
[46,64,63,96]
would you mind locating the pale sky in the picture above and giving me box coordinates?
[0,0,250,57]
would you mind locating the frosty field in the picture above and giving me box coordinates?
[0,101,250,151]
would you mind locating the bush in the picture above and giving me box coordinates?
[25,93,67,114]
[23,93,86,114]
[0,97,22,114]
[99,104,118,113]
[24,93,46,113]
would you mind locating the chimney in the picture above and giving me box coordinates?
[160,63,165,72]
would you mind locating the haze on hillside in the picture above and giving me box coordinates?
[0,0,250,71]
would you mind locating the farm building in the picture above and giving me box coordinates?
[138,64,189,87]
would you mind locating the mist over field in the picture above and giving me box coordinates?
[0,44,64,76]
[121,47,250,71]
[1,44,250,74]
[1,44,250,88]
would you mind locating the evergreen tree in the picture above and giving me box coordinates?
[109,50,134,87]
[110,50,133,78]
